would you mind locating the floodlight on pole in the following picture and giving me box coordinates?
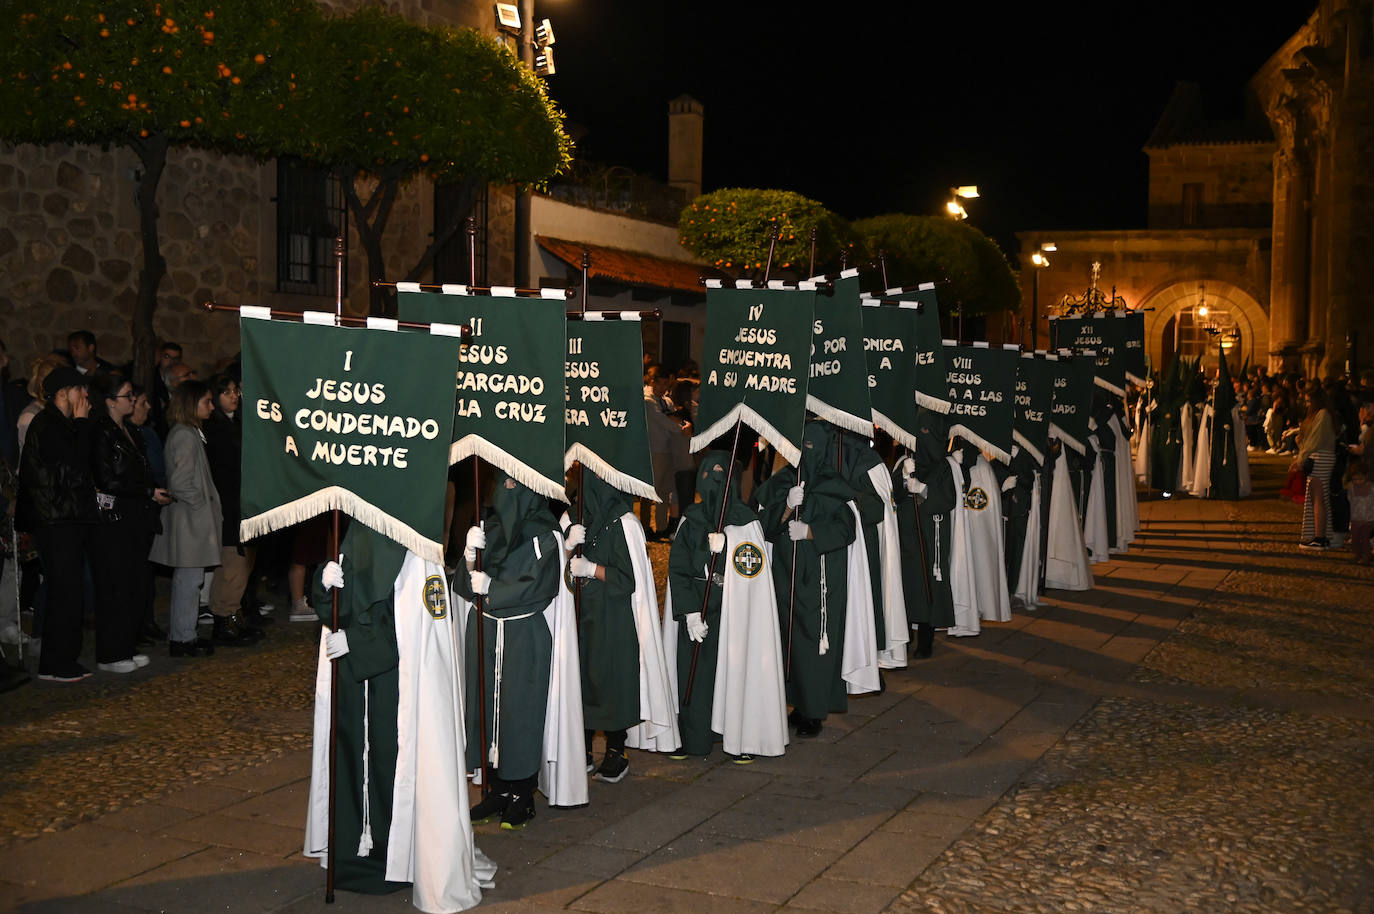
[494,2,521,31]
[535,46,556,75]
[535,18,555,47]
[946,200,967,219]
[1040,242,1057,253]
[953,185,980,199]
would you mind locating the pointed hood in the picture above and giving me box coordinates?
[686,449,755,530]
[484,469,557,568]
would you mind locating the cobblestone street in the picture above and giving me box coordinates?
[1,455,1371,913]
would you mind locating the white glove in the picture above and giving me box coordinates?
[708,532,725,554]
[321,556,344,590]
[786,483,805,509]
[558,511,572,532]
[463,526,486,562]
[324,628,350,660]
[569,556,597,579]
[901,456,915,476]
[905,476,928,497]
[565,524,586,549]
[470,570,492,595]
[789,520,811,542]
[685,612,709,642]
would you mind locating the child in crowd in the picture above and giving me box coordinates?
[1345,459,1374,565]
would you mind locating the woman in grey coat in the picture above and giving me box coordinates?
[148,380,221,657]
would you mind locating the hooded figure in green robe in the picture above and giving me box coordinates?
[668,449,758,756]
[1207,349,1241,500]
[756,421,857,736]
[308,522,409,895]
[1150,358,1186,495]
[894,407,957,657]
[568,471,641,772]
[459,470,561,827]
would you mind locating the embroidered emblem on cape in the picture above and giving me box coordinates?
[563,559,576,590]
[964,487,989,511]
[732,541,764,578]
[423,575,447,619]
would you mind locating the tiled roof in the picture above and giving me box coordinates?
[536,236,724,293]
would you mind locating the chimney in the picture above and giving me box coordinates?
[667,95,704,202]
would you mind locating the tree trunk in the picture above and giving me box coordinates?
[338,166,403,317]
[128,133,169,391]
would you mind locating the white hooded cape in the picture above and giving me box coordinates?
[947,452,1010,636]
[1178,402,1197,492]
[867,463,909,668]
[617,513,680,753]
[305,552,495,914]
[539,531,589,808]
[1082,432,1111,564]
[841,501,881,695]
[1111,416,1139,551]
[1045,448,1094,591]
[1014,470,1044,608]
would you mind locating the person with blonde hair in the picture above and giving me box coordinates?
[17,354,69,451]
[149,380,221,657]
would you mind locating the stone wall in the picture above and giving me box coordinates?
[1145,142,1274,229]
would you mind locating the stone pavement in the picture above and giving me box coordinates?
[2,455,1372,913]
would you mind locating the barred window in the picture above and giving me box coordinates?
[433,183,488,285]
[276,158,347,295]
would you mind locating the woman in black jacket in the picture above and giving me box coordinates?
[89,375,171,672]
[203,373,259,646]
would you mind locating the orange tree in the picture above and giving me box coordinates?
[0,0,321,387]
[298,8,571,314]
[851,214,1019,317]
[677,188,852,280]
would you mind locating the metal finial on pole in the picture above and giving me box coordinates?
[762,223,781,282]
[333,235,346,318]
[878,250,888,291]
[808,226,817,278]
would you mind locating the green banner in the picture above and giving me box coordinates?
[1119,310,1147,386]
[239,316,459,564]
[1049,314,1126,397]
[860,298,947,450]
[1048,351,1096,455]
[943,342,1019,463]
[691,282,814,467]
[398,290,568,502]
[565,316,656,500]
[867,284,949,414]
[806,270,872,436]
[1014,352,1055,466]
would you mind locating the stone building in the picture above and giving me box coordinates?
[1019,0,1372,379]
[0,1,559,380]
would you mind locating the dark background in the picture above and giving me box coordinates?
[540,0,1313,254]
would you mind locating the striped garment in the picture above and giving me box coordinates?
[1301,450,1336,542]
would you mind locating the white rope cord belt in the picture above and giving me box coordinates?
[483,608,539,768]
[357,685,373,856]
[933,515,943,582]
[818,558,829,655]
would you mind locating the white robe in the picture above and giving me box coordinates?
[868,463,909,669]
[660,521,789,758]
[1134,407,1152,485]
[619,514,680,754]
[538,532,588,808]
[1045,448,1094,591]
[1082,432,1111,564]
[947,453,1010,636]
[1111,416,1139,551]
[1179,402,1197,492]
[1014,470,1043,608]
[841,502,881,695]
[305,552,493,914]
[1189,404,1213,498]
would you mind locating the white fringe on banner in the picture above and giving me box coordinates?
[806,395,873,436]
[915,391,952,414]
[449,436,570,503]
[690,403,801,467]
[240,486,442,565]
[1093,376,1126,397]
[563,444,660,502]
[947,424,1011,464]
[1049,422,1087,456]
[871,408,916,451]
[1013,430,1045,466]
[1125,371,1147,387]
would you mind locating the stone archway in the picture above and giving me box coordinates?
[1139,280,1269,373]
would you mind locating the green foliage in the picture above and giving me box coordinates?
[851,214,1020,316]
[298,8,571,187]
[677,188,851,276]
[0,0,320,157]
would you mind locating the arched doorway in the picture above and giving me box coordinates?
[1140,280,1268,376]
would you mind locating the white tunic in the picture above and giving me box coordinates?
[947,452,1010,636]
[868,463,909,669]
[1045,448,1094,591]
[1014,470,1043,608]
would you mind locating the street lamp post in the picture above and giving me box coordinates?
[1029,242,1054,350]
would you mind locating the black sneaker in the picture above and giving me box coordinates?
[1299,538,1330,550]
[593,748,629,784]
[586,750,596,774]
[795,716,823,739]
[731,753,754,765]
[500,792,536,830]
[469,790,510,825]
[37,663,92,683]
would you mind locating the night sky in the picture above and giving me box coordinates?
[540,0,1313,257]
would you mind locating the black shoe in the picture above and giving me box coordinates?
[500,792,536,829]
[36,662,92,683]
[211,614,259,647]
[586,750,596,774]
[240,605,275,627]
[470,790,510,824]
[169,639,215,658]
[787,709,805,729]
[795,716,823,739]
[594,748,629,784]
